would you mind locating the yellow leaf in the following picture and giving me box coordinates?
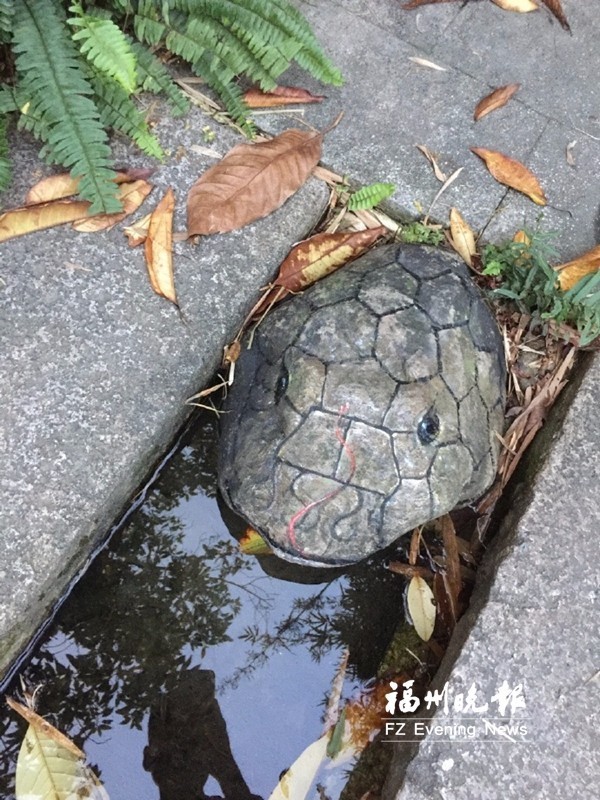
[407,576,436,641]
[251,227,387,320]
[144,188,177,306]
[474,84,520,121]
[555,245,600,291]
[0,198,91,242]
[239,528,272,556]
[471,147,547,205]
[491,0,538,11]
[513,229,531,246]
[449,207,477,267]
[26,168,155,204]
[7,697,109,800]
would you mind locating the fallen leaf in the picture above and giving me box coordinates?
[474,83,520,121]
[189,144,223,159]
[566,140,577,167]
[424,166,463,223]
[252,227,387,318]
[268,734,330,800]
[0,198,91,242]
[403,0,460,7]
[513,229,531,246]
[439,514,461,623]
[408,56,447,71]
[7,697,109,800]
[145,187,177,306]
[239,528,272,556]
[26,168,154,204]
[471,147,547,205]
[406,576,436,641]
[187,128,323,236]
[555,245,600,291]
[123,212,152,247]
[449,207,477,267]
[540,0,570,30]
[491,0,539,12]
[416,144,447,182]
[244,85,325,108]
[322,650,349,733]
[72,179,153,232]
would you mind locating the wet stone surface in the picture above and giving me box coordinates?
[219,244,506,566]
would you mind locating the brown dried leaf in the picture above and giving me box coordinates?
[26,168,154,204]
[0,198,91,242]
[187,129,323,236]
[403,0,460,8]
[145,187,177,306]
[254,227,387,317]
[72,180,153,232]
[123,212,152,247]
[491,0,539,12]
[449,207,477,267]
[243,85,325,108]
[540,0,570,31]
[416,144,447,182]
[439,514,460,622]
[474,83,520,121]
[555,245,600,291]
[471,147,546,205]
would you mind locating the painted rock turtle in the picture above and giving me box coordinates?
[219,244,505,566]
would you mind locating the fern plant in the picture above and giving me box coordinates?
[0,0,342,213]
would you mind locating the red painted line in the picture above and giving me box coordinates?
[287,404,357,554]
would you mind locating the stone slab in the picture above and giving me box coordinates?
[259,0,600,255]
[384,353,600,799]
[0,105,328,679]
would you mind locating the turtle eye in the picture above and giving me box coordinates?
[274,365,289,404]
[417,410,440,445]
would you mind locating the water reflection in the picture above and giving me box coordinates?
[0,414,405,800]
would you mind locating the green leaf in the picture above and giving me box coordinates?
[129,39,189,116]
[68,2,137,94]
[0,114,10,192]
[348,181,396,211]
[0,0,14,43]
[12,0,119,214]
[90,71,164,160]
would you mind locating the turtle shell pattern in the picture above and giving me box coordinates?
[219,244,505,566]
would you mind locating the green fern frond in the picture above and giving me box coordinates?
[0,85,19,114]
[90,71,164,159]
[187,15,282,90]
[348,182,396,211]
[192,51,252,133]
[0,0,14,44]
[12,0,119,213]
[68,2,137,94]
[0,114,10,191]
[133,0,167,46]
[218,0,342,85]
[128,39,189,116]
